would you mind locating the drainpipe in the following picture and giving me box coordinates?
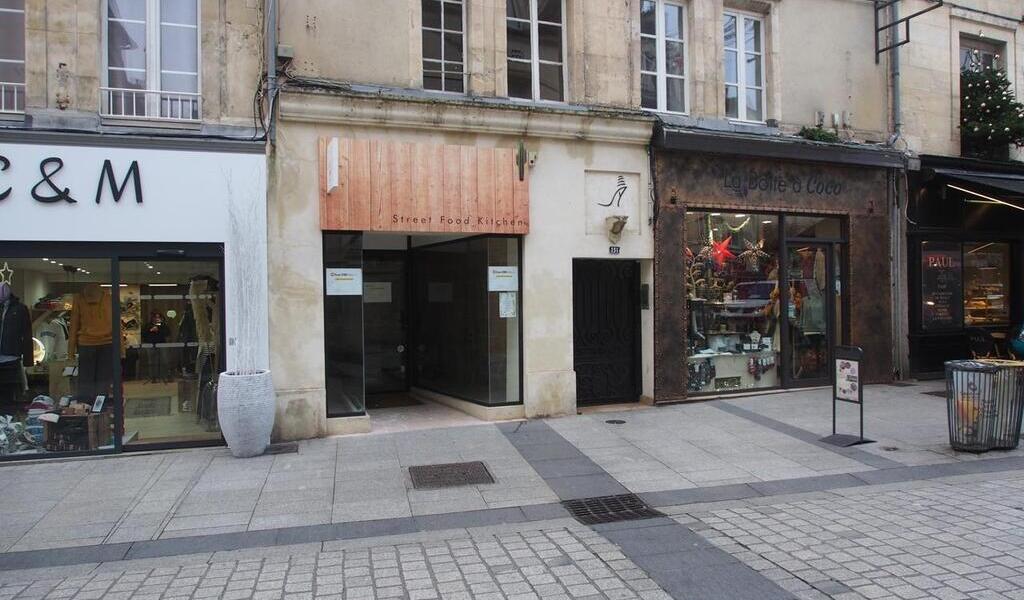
[888,2,908,380]
[265,0,278,143]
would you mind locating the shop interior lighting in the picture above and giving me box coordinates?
[762,220,773,224]
[148,283,178,287]
[949,184,1024,212]
[968,242,994,254]
[735,214,746,218]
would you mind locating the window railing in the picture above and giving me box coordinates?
[100,87,201,122]
[0,82,25,114]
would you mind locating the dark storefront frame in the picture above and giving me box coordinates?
[0,241,227,461]
[680,211,850,397]
[908,156,1024,377]
[323,232,525,418]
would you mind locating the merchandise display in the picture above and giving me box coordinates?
[0,257,225,457]
[685,213,781,392]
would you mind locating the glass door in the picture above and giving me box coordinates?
[119,259,224,447]
[783,243,837,386]
[363,251,408,406]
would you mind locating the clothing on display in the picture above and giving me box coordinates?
[77,344,113,406]
[69,284,113,355]
[0,284,34,404]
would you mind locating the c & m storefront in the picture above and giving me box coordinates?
[0,134,267,459]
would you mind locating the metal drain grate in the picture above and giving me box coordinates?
[263,442,299,455]
[562,493,664,525]
[409,461,495,489]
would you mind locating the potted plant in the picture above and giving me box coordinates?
[218,174,274,458]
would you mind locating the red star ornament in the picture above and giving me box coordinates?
[710,236,735,267]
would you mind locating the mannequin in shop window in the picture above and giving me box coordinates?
[69,283,113,408]
[0,282,34,409]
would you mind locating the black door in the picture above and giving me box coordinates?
[573,259,641,405]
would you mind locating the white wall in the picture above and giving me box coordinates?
[0,141,269,372]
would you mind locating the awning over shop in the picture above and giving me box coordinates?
[926,168,1024,211]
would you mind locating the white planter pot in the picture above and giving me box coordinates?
[218,369,275,458]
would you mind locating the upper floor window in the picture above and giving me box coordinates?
[103,0,200,122]
[0,0,25,114]
[640,0,686,114]
[422,0,465,93]
[960,37,1001,73]
[506,0,564,101]
[723,11,764,122]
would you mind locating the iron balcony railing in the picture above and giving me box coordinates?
[0,81,25,114]
[100,87,201,122]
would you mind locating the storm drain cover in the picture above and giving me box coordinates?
[263,442,299,455]
[562,493,664,525]
[409,461,495,489]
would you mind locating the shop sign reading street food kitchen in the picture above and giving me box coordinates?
[319,138,529,234]
[0,154,143,205]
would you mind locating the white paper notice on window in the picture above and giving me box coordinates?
[499,291,517,319]
[488,266,519,292]
[364,282,392,303]
[325,268,363,296]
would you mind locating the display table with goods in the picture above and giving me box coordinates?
[687,298,779,392]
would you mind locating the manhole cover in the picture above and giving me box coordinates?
[263,442,299,455]
[605,419,626,425]
[409,461,494,489]
[562,493,663,525]
[882,446,900,452]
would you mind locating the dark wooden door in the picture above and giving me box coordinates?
[573,259,641,405]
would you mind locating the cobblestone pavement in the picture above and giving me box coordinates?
[0,523,672,600]
[672,472,1024,600]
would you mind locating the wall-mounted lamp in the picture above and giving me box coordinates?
[606,215,629,244]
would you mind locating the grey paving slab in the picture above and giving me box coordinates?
[747,473,867,496]
[640,482,761,508]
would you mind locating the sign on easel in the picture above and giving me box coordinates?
[820,345,874,447]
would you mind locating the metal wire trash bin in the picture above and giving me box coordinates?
[946,359,1024,452]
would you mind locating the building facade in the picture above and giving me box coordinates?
[0,0,268,459]
[266,0,911,440]
[893,1,1024,377]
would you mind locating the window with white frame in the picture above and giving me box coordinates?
[723,11,764,122]
[422,0,465,93]
[0,0,25,114]
[104,0,200,121]
[640,0,686,113]
[960,36,1002,73]
[506,0,564,101]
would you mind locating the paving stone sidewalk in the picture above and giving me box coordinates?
[0,521,674,600]
[669,471,1024,600]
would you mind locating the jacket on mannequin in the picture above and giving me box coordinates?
[0,283,34,368]
[69,284,113,355]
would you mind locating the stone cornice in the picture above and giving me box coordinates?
[278,89,656,145]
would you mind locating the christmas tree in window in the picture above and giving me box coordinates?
[960,49,1024,161]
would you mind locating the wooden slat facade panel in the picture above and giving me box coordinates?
[320,138,529,234]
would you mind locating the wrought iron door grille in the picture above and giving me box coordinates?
[409,461,495,489]
[562,493,664,525]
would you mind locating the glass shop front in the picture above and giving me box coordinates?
[684,212,847,393]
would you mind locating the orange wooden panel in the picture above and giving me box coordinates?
[320,138,529,235]
[477,149,495,228]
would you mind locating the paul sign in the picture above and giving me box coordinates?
[0,155,143,205]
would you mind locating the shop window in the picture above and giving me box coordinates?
[506,0,564,101]
[784,215,842,239]
[960,36,1001,73]
[0,0,24,114]
[103,0,200,121]
[920,241,963,331]
[685,212,780,392]
[964,242,1010,327]
[1,257,118,457]
[723,11,764,122]
[323,233,365,417]
[118,260,223,447]
[422,0,465,93]
[640,0,686,114]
